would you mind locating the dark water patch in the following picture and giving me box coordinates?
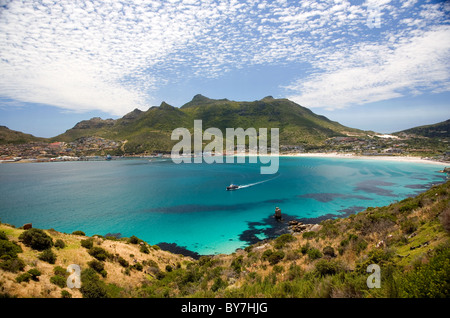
[337,206,366,215]
[238,214,298,246]
[405,184,430,189]
[354,180,397,197]
[104,232,122,239]
[147,198,289,214]
[297,193,373,203]
[156,242,201,259]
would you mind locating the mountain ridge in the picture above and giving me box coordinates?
[52,95,367,153]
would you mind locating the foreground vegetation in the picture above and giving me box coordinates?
[1,181,449,298]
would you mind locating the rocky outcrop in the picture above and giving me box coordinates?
[274,207,282,220]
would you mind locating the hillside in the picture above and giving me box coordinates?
[394,119,450,138]
[52,95,367,153]
[1,180,449,298]
[0,126,46,145]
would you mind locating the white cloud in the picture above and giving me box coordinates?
[0,0,449,115]
[285,25,450,109]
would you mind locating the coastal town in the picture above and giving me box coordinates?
[1,132,449,164]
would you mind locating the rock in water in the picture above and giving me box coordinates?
[274,207,282,220]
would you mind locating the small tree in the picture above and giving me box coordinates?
[19,228,53,251]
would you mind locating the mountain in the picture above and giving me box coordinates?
[394,119,450,138]
[53,95,367,153]
[0,126,46,145]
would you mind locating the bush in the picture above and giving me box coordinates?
[262,249,285,265]
[0,240,23,258]
[211,277,227,292]
[307,248,322,260]
[88,247,110,261]
[0,257,26,273]
[140,244,150,254]
[400,244,450,297]
[80,268,109,298]
[27,268,41,281]
[274,234,295,249]
[19,228,53,251]
[16,272,32,283]
[61,290,72,298]
[132,262,143,271]
[88,259,105,275]
[38,248,57,264]
[128,235,142,244]
[302,231,317,239]
[80,238,94,249]
[0,231,8,241]
[315,259,342,276]
[72,231,86,236]
[118,256,129,268]
[54,239,65,249]
[53,265,67,277]
[50,275,67,288]
[323,246,336,258]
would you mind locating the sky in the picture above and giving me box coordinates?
[0,0,449,137]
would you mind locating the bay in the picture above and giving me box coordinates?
[0,156,445,255]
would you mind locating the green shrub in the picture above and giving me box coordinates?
[19,228,53,251]
[274,234,295,249]
[118,256,129,268]
[27,268,41,281]
[302,231,317,239]
[128,235,142,244]
[140,244,150,254]
[54,239,65,249]
[80,268,109,298]
[210,277,227,292]
[0,257,26,273]
[315,259,342,276]
[61,290,72,298]
[72,231,86,236]
[231,255,244,274]
[0,240,23,258]
[38,248,57,264]
[300,243,310,255]
[53,266,67,277]
[400,244,450,297]
[88,247,110,261]
[16,272,32,283]
[80,238,94,249]
[165,265,173,272]
[88,259,105,274]
[263,250,285,265]
[323,246,336,258]
[132,262,143,271]
[0,231,8,241]
[50,275,67,288]
[307,247,322,260]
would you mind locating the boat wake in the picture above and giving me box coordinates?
[237,175,280,189]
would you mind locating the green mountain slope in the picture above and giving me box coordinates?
[53,95,367,153]
[0,126,46,145]
[394,119,450,138]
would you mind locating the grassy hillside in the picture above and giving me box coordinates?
[1,180,449,298]
[394,119,450,138]
[52,95,367,153]
[0,126,46,145]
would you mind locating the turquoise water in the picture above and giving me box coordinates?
[0,157,446,256]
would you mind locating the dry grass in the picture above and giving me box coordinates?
[0,224,190,298]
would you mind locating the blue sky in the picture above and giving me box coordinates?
[0,0,449,137]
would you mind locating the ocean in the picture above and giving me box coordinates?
[0,156,446,256]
